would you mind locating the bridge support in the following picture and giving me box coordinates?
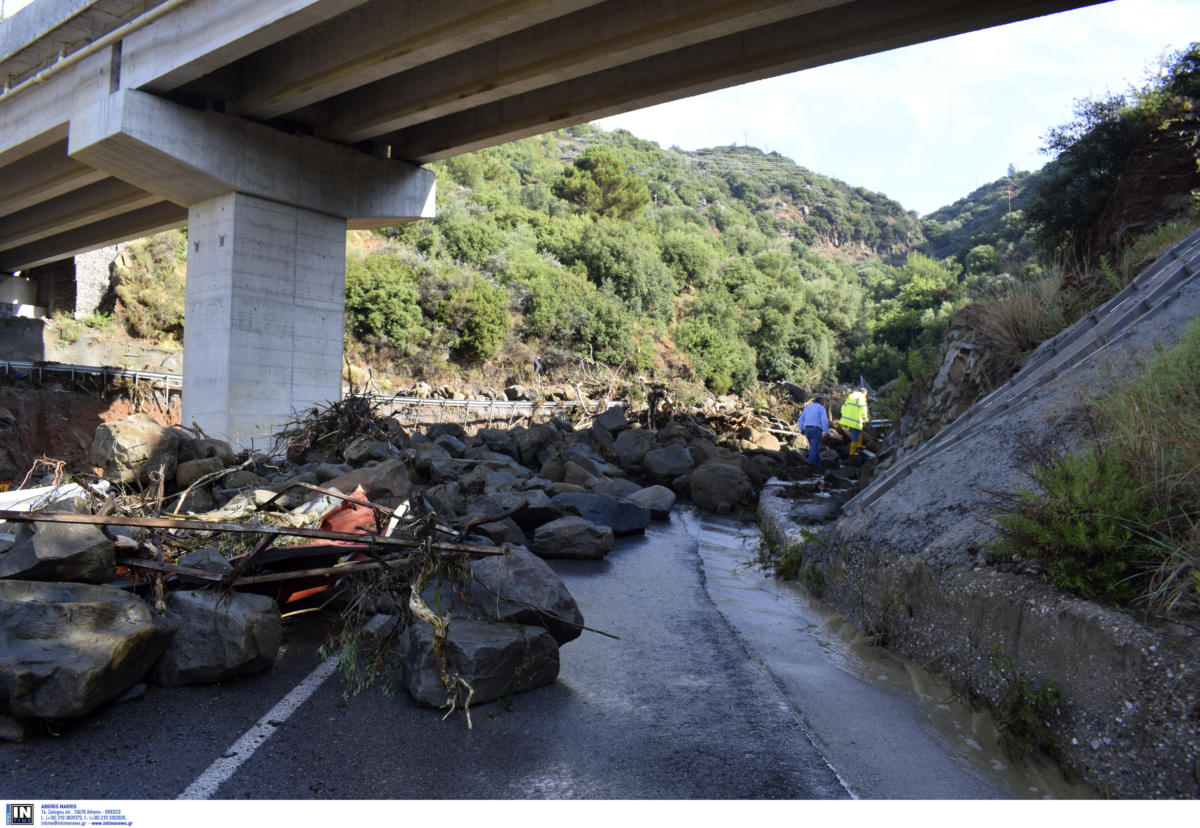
[68,89,436,447]
[184,194,347,448]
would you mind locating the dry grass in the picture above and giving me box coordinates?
[963,273,1068,390]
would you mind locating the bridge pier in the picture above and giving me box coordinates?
[67,89,436,447]
[184,194,348,448]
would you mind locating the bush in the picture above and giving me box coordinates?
[344,254,425,350]
[435,275,511,362]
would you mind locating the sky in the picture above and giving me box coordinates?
[594,0,1200,216]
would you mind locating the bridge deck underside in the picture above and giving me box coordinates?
[0,0,1103,271]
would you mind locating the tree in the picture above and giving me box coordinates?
[552,146,651,220]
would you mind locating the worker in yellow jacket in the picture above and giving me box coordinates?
[839,386,869,456]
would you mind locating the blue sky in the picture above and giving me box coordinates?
[595,0,1200,216]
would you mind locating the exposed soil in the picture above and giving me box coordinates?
[0,380,180,485]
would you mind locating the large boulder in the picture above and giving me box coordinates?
[324,458,411,507]
[423,546,584,645]
[152,590,281,687]
[642,444,695,483]
[689,461,754,514]
[90,415,180,485]
[613,429,657,469]
[401,619,559,706]
[551,492,650,536]
[593,405,629,433]
[627,485,676,520]
[0,522,114,583]
[0,581,175,719]
[532,517,614,560]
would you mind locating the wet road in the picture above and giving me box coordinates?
[2,510,1081,799]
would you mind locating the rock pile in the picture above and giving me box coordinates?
[1,397,836,739]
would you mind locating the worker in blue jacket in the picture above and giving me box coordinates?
[798,396,830,470]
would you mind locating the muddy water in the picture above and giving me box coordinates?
[687,511,1098,799]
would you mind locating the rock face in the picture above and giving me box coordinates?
[90,415,180,484]
[532,516,614,560]
[152,590,281,687]
[401,619,559,706]
[0,581,175,719]
[0,522,114,583]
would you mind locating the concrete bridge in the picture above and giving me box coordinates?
[0,0,1104,446]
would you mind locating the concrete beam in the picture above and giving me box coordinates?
[385,0,1102,160]
[229,0,604,121]
[323,0,846,143]
[0,177,159,250]
[119,0,372,93]
[0,47,111,168]
[0,200,186,272]
[0,140,107,219]
[0,0,97,65]
[68,89,435,224]
[182,192,347,448]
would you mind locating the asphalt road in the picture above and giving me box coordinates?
[3,510,1079,800]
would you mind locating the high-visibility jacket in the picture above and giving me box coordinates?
[838,390,868,431]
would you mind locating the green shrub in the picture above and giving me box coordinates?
[344,254,425,350]
[114,230,187,342]
[435,275,511,361]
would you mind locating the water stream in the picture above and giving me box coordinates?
[686,510,1097,799]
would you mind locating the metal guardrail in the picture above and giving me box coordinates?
[0,359,182,389]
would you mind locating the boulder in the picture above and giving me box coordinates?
[484,469,522,494]
[613,429,656,469]
[432,434,467,457]
[176,456,225,489]
[90,415,180,485]
[551,492,651,536]
[193,438,236,466]
[562,461,599,489]
[689,461,753,514]
[423,545,584,645]
[627,485,676,520]
[593,405,628,433]
[473,519,529,548]
[532,517,614,560]
[0,581,175,719]
[401,619,558,707]
[468,490,562,532]
[176,547,232,585]
[0,522,114,582]
[344,436,397,465]
[592,476,643,498]
[324,458,411,506]
[643,444,695,483]
[152,590,281,687]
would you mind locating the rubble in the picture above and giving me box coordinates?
[0,387,858,737]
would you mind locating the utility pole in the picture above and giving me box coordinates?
[1004,181,1016,214]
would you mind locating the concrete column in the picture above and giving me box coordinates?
[183,193,346,449]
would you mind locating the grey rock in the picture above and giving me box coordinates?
[153,590,281,687]
[551,492,650,536]
[627,485,676,520]
[402,619,558,706]
[789,498,845,524]
[532,516,614,560]
[314,462,352,483]
[474,519,529,548]
[90,415,180,485]
[344,437,397,465]
[562,460,599,489]
[643,444,695,483]
[690,461,753,514]
[176,457,224,489]
[593,405,629,432]
[192,438,236,466]
[176,547,232,585]
[613,428,656,469]
[410,443,452,475]
[592,476,642,498]
[0,581,175,719]
[0,522,114,582]
[432,434,467,457]
[484,470,522,494]
[325,458,412,505]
